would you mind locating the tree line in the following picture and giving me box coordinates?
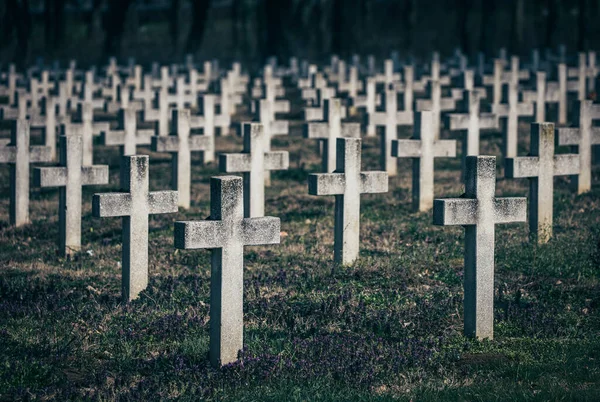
[0,0,599,67]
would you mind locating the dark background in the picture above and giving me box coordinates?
[0,0,598,69]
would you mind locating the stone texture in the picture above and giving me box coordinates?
[174,175,280,368]
[101,107,153,156]
[555,100,600,194]
[308,138,388,265]
[152,109,213,209]
[34,135,109,255]
[92,155,178,301]
[433,156,527,339]
[393,111,456,212]
[220,123,289,217]
[369,87,413,176]
[305,98,359,173]
[506,123,579,243]
[0,120,53,226]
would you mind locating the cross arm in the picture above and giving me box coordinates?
[0,147,16,163]
[304,122,328,139]
[101,129,125,146]
[480,113,498,129]
[92,193,132,217]
[492,104,509,117]
[433,198,478,226]
[151,136,179,153]
[505,156,540,178]
[415,99,432,111]
[33,166,67,188]
[391,139,421,157]
[308,173,345,196]
[434,139,457,157]
[82,166,109,185]
[360,172,388,194]
[189,135,213,151]
[242,217,281,246]
[274,100,290,114]
[30,146,53,163]
[271,120,289,136]
[304,107,323,121]
[264,151,289,171]
[174,220,224,249]
[92,122,111,136]
[219,153,251,173]
[368,111,386,126]
[136,129,154,145]
[447,113,469,130]
[494,197,527,224]
[148,190,179,214]
[553,154,580,176]
[341,123,361,138]
[396,111,413,125]
[555,127,579,146]
[440,98,456,110]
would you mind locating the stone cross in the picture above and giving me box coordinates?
[506,123,579,243]
[369,86,413,176]
[92,155,178,301]
[308,138,388,265]
[63,102,95,165]
[256,99,289,186]
[522,71,560,123]
[189,94,224,163]
[33,135,109,255]
[415,79,457,140]
[305,98,360,173]
[101,108,154,156]
[152,109,213,209]
[555,100,600,194]
[392,111,456,211]
[0,120,53,226]
[219,123,289,218]
[492,77,534,159]
[141,88,170,136]
[447,90,498,170]
[433,155,527,339]
[174,175,280,367]
[29,96,58,161]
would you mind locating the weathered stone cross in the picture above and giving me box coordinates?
[369,86,413,176]
[220,123,289,217]
[415,79,457,140]
[92,155,178,301]
[305,98,360,173]
[447,90,498,169]
[392,111,456,211]
[101,108,154,156]
[434,155,527,339]
[555,100,600,194]
[152,109,213,209]
[308,138,388,265]
[0,120,53,226]
[506,123,579,243]
[34,135,109,255]
[174,175,280,367]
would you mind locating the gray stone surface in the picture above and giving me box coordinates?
[152,109,213,209]
[555,100,600,194]
[220,123,289,217]
[308,138,388,265]
[174,175,280,367]
[506,123,579,243]
[34,135,109,255]
[101,107,153,156]
[369,87,413,176]
[92,155,178,301]
[305,98,359,173]
[393,111,456,212]
[433,156,526,339]
[0,120,53,226]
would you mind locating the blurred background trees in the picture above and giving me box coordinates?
[1,0,600,68]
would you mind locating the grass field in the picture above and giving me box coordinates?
[0,97,599,400]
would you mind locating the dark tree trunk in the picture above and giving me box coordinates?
[185,0,211,55]
[169,0,181,51]
[45,0,66,56]
[88,0,104,40]
[457,0,470,56]
[103,0,134,59]
[480,0,495,56]
[4,0,31,67]
[510,0,525,55]
[544,0,558,50]
[264,0,290,61]
[577,0,588,51]
[331,0,343,56]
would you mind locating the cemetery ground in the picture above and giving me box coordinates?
[0,113,599,400]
